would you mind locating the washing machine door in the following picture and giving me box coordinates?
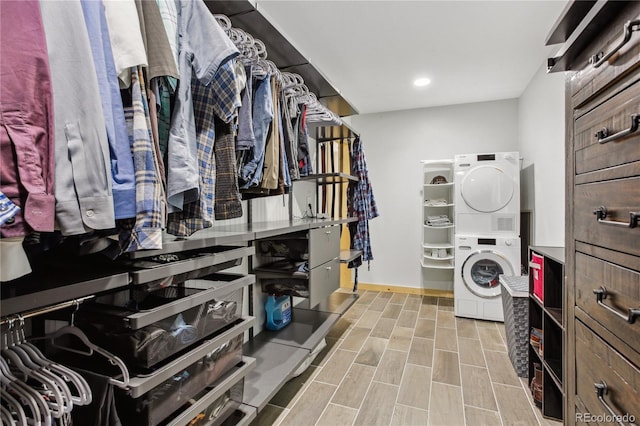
[460,165,514,213]
[461,250,514,298]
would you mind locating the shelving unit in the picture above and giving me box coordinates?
[421,160,455,288]
[527,246,565,422]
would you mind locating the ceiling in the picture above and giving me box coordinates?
[253,0,569,115]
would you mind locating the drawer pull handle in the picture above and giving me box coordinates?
[593,287,640,324]
[593,206,639,228]
[595,114,640,144]
[594,382,636,426]
[590,19,640,68]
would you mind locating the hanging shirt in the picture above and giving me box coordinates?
[0,0,55,238]
[166,0,239,213]
[102,0,147,87]
[134,0,178,81]
[236,65,256,151]
[40,0,116,236]
[81,0,136,220]
[348,136,379,267]
[119,67,164,251]
[0,192,20,227]
[156,0,180,70]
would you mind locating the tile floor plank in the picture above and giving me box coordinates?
[414,318,436,338]
[331,363,376,409]
[403,296,421,312]
[397,364,431,410]
[432,350,461,385]
[373,349,408,385]
[456,318,479,339]
[478,327,507,351]
[278,382,337,426]
[436,310,456,328]
[353,382,399,426]
[396,310,418,328]
[457,338,486,367]
[370,317,396,339]
[369,296,390,312]
[460,365,498,411]
[316,404,358,426]
[427,383,465,426]
[357,310,382,329]
[484,350,522,386]
[388,326,414,352]
[464,406,502,426]
[391,405,429,426]
[340,327,371,352]
[407,337,434,367]
[389,293,408,305]
[435,327,458,352]
[314,349,358,385]
[381,303,403,319]
[493,383,541,425]
[354,337,388,367]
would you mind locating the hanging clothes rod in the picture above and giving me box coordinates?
[0,295,95,325]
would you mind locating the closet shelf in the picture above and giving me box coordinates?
[424,183,454,188]
[422,243,454,249]
[420,260,455,269]
[424,203,454,207]
[298,173,358,184]
[340,249,362,263]
[424,224,455,229]
[423,254,454,261]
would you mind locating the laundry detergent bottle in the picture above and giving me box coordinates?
[265,295,292,331]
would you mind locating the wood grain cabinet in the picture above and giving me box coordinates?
[548,1,640,424]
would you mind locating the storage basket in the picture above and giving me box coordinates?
[499,275,529,378]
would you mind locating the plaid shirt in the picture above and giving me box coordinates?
[347,136,379,267]
[167,60,242,236]
[0,192,20,226]
[119,66,164,251]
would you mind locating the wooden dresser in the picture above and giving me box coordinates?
[547,1,640,424]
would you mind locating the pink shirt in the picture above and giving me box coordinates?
[0,0,55,238]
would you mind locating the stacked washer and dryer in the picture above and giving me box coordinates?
[453,152,521,322]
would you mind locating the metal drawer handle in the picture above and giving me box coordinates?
[594,114,640,144]
[594,381,637,426]
[590,19,640,68]
[593,287,640,324]
[593,206,639,228]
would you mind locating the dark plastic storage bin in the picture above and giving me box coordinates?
[75,274,249,368]
[115,335,243,426]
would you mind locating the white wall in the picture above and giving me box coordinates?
[349,100,519,289]
[517,64,566,247]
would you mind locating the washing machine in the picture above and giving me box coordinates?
[454,152,520,235]
[454,235,521,321]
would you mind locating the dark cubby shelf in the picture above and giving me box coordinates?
[528,246,565,422]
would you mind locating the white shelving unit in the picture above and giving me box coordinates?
[421,160,455,290]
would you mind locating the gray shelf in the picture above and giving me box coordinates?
[529,246,565,266]
[256,308,339,350]
[242,339,310,411]
[1,271,131,317]
[298,173,358,184]
[340,249,363,264]
[302,291,359,315]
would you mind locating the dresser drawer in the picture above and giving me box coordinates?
[309,226,340,268]
[570,4,640,106]
[575,252,640,356]
[574,176,640,257]
[575,81,640,175]
[575,320,640,423]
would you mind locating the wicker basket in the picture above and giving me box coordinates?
[499,275,529,378]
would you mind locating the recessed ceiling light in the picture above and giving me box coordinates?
[413,77,431,87]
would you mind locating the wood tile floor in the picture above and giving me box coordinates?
[249,290,562,426]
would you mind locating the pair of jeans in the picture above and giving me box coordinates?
[240,72,273,188]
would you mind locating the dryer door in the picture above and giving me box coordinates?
[460,165,514,213]
[461,250,514,298]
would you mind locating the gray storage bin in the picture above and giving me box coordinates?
[499,275,529,378]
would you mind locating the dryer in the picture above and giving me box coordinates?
[454,152,520,235]
[454,235,521,321]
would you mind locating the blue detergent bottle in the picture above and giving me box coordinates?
[265,295,292,331]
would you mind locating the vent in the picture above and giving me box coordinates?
[478,154,496,161]
[495,217,515,232]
